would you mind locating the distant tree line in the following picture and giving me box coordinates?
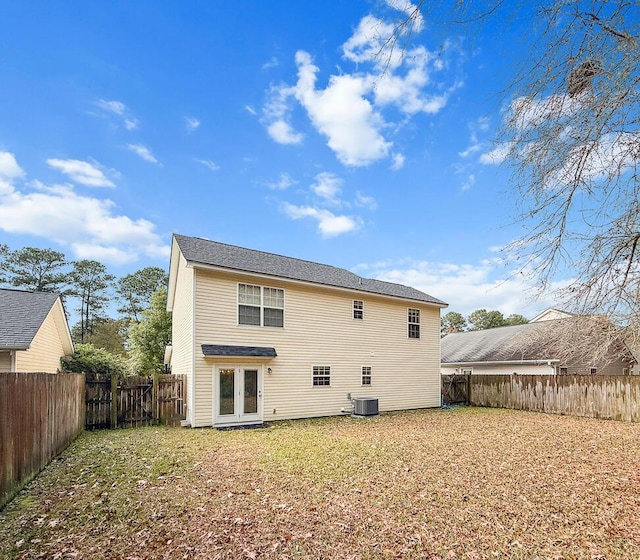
[0,244,171,376]
[441,308,529,336]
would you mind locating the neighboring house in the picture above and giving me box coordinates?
[167,234,447,428]
[441,308,635,376]
[0,289,74,373]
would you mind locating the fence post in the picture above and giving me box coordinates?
[110,373,118,429]
[465,372,471,406]
[153,373,159,425]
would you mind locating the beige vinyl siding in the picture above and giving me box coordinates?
[170,252,195,425]
[15,308,67,373]
[192,268,441,426]
[0,352,12,372]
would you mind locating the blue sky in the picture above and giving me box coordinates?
[0,1,568,318]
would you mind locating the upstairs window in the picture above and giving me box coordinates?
[361,366,372,385]
[559,367,568,375]
[238,283,284,327]
[353,300,364,320]
[589,367,597,375]
[408,308,420,339]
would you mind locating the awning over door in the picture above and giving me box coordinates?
[201,344,277,358]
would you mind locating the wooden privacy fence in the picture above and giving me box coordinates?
[470,374,640,422]
[441,374,470,405]
[0,372,84,510]
[85,373,186,429]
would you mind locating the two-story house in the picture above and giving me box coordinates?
[167,234,447,427]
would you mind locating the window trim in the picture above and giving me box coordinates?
[461,367,473,376]
[237,282,285,328]
[353,300,364,320]
[312,365,331,387]
[361,365,372,386]
[408,308,420,339]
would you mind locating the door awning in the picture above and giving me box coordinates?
[201,344,277,358]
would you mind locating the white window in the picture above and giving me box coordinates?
[361,366,372,385]
[353,300,364,320]
[312,365,331,386]
[461,367,473,376]
[238,283,284,327]
[408,308,420,339]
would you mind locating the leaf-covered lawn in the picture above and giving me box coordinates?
[1,407,639,559]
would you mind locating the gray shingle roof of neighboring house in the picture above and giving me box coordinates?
[0,289,60,350]
[174,234,446,306]
[441,322,553,364]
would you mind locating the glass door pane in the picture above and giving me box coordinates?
[219,368,235,415]
[243,369,258,414]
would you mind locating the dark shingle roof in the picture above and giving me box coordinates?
[175,234,445,306]
[441,322,553,364]
[0,289,60,349]
[202,345,277,358]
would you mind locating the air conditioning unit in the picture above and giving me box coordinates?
[352,397,379,417]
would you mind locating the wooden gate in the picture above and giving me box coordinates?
[85,373,186,429]
[441,374,470,405]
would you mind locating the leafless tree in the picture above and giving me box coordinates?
[384,2,640,338]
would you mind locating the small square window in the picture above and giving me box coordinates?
[353,300,364,320]
[589,367,597,375]
[559,367,568,375]
[313,365,331,386]
[362,366,371,385]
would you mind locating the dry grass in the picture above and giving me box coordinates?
[1,407,639,559]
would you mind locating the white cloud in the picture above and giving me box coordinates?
[267,173,296,190]
[185,117,200,132]
[281,203,360,237]
[262,56,279,70]
[263,84,304,145]
[461,174,475,191]
[245,105,258,116]
[480,143,512,165]
[0,152,25,180]
[95,99,139,131]
[391,153,405,170]
[127,144,158,164]
[356,257,571,318]
[310,172,343,204]
[293,51,392,166]
[386,0,424,32]
[195,159,220,171]
[96,99,125,115]
[0,152,168,264]
[47,158,115,188]
[267,120,304,145]
[262,12,458,167]
[355,191,378,210]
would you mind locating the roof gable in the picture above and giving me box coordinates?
[0,289,61,350]
[172,234,446,306]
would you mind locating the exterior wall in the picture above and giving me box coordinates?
[0,352,12,372]
[169,252,195,425]
[15,307,68,373]
[192,267,442,427]
[441,363,555,376]
[442,357,630,376]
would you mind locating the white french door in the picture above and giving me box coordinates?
[214,366,262,425]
